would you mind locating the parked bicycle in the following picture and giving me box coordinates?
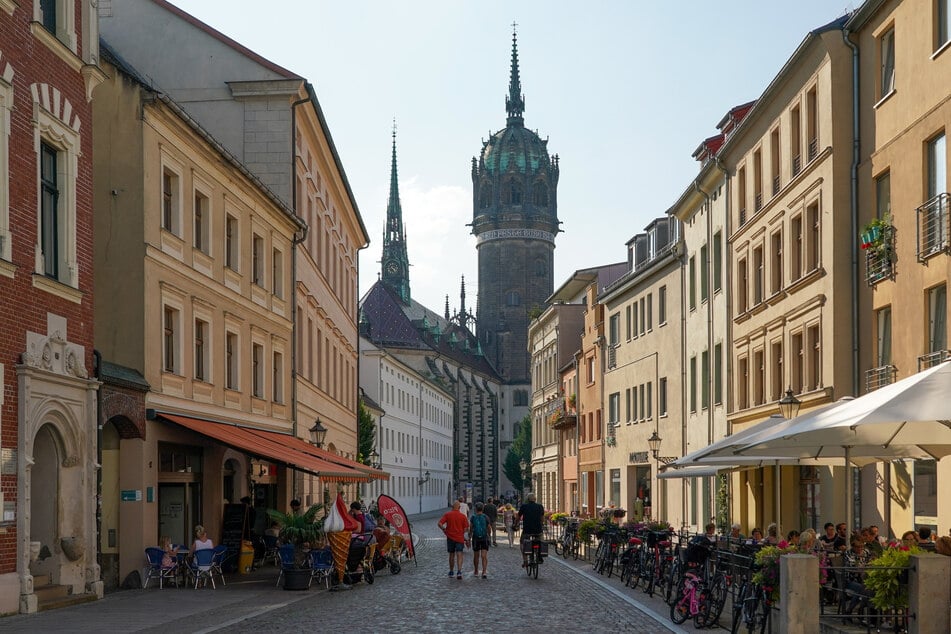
[670,536,715,627]
[555,519,580,560]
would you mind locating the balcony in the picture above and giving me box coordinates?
[607,346,617,369]
[862,222,895,286]
[545,397,577,430]
[865,364,896,392]
[916,192,950,262]
[918,349,950,372]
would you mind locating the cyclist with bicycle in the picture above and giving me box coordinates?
[517,493,544,569]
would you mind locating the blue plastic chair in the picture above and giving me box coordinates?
[210,544,229,586]
[189,548,216,589]
[310,547,334,589]
[143,548,178,589]
[275,543,297,587]
[261,535,281,567]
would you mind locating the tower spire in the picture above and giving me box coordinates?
[380,120,411,304]
[460,275,467,318]
[505,22,524,124]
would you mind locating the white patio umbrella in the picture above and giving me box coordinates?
[735,361,951,529]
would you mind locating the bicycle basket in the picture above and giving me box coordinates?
[646,530,669,547]
[684,540,712,565]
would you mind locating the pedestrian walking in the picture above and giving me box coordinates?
[438,500,469,579]
[502,503,516,547]
[469,502,490,578]
[457,496,470,518]
[483,498,499,546]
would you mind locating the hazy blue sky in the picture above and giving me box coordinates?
[170,0,853,314]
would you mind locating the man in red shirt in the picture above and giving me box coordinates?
[438,500,470,579]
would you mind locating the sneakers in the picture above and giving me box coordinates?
[481,574,487,579]
[456,573,462,580]
[448,570,455,577]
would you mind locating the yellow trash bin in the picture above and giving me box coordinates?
[238,540,254,574]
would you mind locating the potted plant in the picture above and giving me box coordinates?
[266,503,324,590]
[864,545,918,611]
[859,215,893,251]
[577,518,599,544]
[567,393,576,411]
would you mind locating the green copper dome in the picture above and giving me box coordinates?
[481,126,549,175]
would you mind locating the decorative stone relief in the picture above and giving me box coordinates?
[60,537,84,562]
[22,328,89,378]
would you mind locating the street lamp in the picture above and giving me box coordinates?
[778,388,802,420]
[309,419,327,448]
[417,470,430,515]
[417,470,431,486]
[519,458,529,497]
[368,449,381,470]
[647,430,678,466]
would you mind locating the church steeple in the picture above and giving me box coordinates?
[380,120,411,304]
[505,24,524,125]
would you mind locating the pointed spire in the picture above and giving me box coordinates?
[380,120,411,304]
[444,295,450,320]
[460,276,467,318]
[505,23,525,124]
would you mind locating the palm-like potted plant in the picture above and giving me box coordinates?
[266,503,324,589]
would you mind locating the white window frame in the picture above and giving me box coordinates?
[162,304,181,375]
[33,0,77,53]
[33,83,80,288]
[880,27,896,98]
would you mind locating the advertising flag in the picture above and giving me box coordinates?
[376,494,415,559]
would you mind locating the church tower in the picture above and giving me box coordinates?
[472,28,559,384]
[380,123,411,304]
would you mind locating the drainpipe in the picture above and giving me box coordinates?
[694,179,715,526]
[678,219,688,529]
[714,156,732,527]
[290,94,310,501]
[843,27,861,533]
[93,348,103,588]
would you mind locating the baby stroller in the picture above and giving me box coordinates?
[372,531,404,575]
[343,532,377,585]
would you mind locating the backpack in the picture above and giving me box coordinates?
[471,514,488,539]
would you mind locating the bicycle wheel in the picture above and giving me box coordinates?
[670,587,690,625]
[624,548,641,587]
[694,586,711,629]
[665,559,683,605]
[730,580,747,634]
[605,548,616,578]
[571,536,579,560]
[704,573,729,627]
[744,587,761,634]
[555,537,564,557]
[755,597,771,634]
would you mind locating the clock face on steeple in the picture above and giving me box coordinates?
[385,260,400,276]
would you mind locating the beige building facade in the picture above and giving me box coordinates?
[93,54,312,585]
[670,141,730,532]
[722,16,868,534]
[849,0,951,534]
[529,300,584,512]
[601,220,684,524]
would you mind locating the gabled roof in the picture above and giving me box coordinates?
[360,281,500,380]
[151,0,300,80]
[692,134,725,163]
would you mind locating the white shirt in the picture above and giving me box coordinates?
[458,502,469,517]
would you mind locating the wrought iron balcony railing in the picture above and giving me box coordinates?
[545,397,577,430]
[772,175,780,196]
[918,349,950,372]
[754,193,763,212]
[808,138,818,161]
[916,192,950,262]
[865,364,896,392]
[792,155,802,176]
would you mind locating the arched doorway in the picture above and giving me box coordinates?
[30,424,61,581]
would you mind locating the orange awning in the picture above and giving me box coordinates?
[158,413,370,483]
[246,429,389,481]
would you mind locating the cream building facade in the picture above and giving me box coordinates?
[849,0,951,533]
[600,220,684,525]
[93,52,309,585]
[670,139,730,532]
[528,299,584,512]
[721,15,869,534]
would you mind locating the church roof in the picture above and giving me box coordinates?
[360,281,501,380]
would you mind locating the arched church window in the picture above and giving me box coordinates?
[505,290,521,306]
[480,184,492,209]
[504,179,522,205]
[534,257,546,277]
[533,182,548,206]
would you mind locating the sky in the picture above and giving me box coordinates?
[170,0,854,315]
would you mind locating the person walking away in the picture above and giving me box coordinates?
[469,502,490,578]
[438,500,469,579]
[457,496,470,519]
[517,493,545,569]
[502,504,516,547]
[483,498,499,546]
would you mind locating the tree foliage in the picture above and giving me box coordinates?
[357,402,376,465]
[503,415,532,491]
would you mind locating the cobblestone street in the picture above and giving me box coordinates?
[0,514,687,633]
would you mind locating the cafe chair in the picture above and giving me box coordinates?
[189,548,217,589]
[210,544,229,587]
[143,548,178,589]
[261,535,281,567]
[309,547,334,590]
[275,543,297,588]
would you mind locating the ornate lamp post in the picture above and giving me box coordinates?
[647,431,678,466]
[309,419,327,448]
[417,470,431,514]
[778,388,802,420]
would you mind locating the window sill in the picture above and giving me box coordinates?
[30,22,81,72]
[0,257,14,279]
[873,89,897,110]
[0,0,13,15]
[32,273,83,304]
[931,39,951,60]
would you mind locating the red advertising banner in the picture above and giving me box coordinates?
[376,494,415,558]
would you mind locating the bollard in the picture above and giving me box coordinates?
[908,553,951,634]
[779,554,819,634]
